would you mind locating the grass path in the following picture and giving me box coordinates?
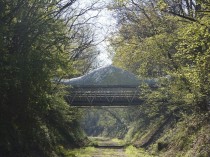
[88,137,126,157]
[63,137,155,157]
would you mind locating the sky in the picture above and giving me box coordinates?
[77,0,117,67]
[94,7,116,67]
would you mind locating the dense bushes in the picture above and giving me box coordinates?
[0,0,94,156]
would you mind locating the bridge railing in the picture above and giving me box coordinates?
[65,85,143,106]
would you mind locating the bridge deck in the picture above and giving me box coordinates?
[65,85,144,106]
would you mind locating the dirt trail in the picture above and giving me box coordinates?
[68,137,152,156]
[90,137,127,157]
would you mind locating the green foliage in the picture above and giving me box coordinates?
[110,0,210,115]
[174,18,210,111]
[109,0,210,156]
[0,0,95,156]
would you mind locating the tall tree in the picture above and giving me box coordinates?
[0,0,99,156]
[109,0,210,116]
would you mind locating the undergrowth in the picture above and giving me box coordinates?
[155,113,210,157]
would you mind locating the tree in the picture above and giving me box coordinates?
[108,1,210,156]
[109,0,210,117]
[0,0,100,156]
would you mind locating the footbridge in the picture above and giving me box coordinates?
[65,85,143,106]
[62,65,156,107]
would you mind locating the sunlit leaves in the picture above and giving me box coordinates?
[157,0,168,11]
[110,0,210,115]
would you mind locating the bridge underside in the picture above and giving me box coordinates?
[65,85,144,107]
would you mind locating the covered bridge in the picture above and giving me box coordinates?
[62,65,156,106]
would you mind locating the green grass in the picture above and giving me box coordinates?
[88,136,126,146]
[60,146,125,157]
[125,145,156,157]
[58,146,96,157]
[58,137,157,157]
[111,138,126,145]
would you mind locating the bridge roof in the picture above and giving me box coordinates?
[62,65,144,86]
